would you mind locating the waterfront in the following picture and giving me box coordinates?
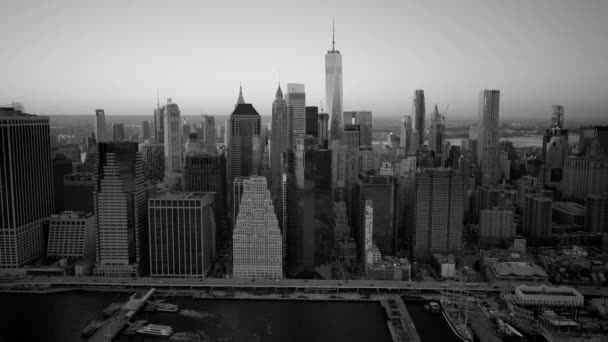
[0,292,392,342]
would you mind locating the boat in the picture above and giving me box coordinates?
[137,324,174,336]
[429,301,441,313]
[497,318,513,337]
[156,302,179,312]
[440,290,474,342]
[123,320,148,336]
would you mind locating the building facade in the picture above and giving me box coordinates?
[232,177,282,280]
[140,142,164,182]
[413,90,425,147]
[164,99,183,189]
[0,106,54,268]
[148,192,215,277]
[47,211,95,258]
[94,109,107,142]
[478,89,501,185]
[63,173,95,213]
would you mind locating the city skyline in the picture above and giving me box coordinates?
[1,0,607,120]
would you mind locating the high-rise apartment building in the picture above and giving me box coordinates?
[63,173,95,213]
[94,142,147,277]
[94,109,107,142]
[478,90,501,185]
[352,175,396,257]
[0,106,54,268]
[585,193,608,233]
[232,177,282,280]
[325,22,343,142]
[112,123,125,141]
[413,90,425,147]
[286,83,306,147]
[202,114,217,153]
[410,168,463,259]
[140,141,164,182]
[47,211,95,258]
[148,192,215,277]
[164,98,183,189]
[228,89,262,225]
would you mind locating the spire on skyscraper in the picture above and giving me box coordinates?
[332,17,335,52]
[275,83,283,99]
[237,84,245,106]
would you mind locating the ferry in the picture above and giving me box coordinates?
[137,324,174,337]
[156,302,179,312]
[440,291,474,342]
[429,301,441,313]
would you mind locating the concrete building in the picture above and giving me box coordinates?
[353,176,395,257]
[552,202,586,226]
[486,262,549,284]
[227,89,262,225]
[410,168,463,259]
[337,238,357,263]
[432,254,456,279]
[94,109,107,142]
[523,194,553,239]
[479,209,515,244]
[140,142,164,183]
[94,142,147,277]
[202,114,217,153]
[367,257,411,281]
[164,98,183,189]
[142,120,150,141]
[478,89,501,185]
[305,106,318,138]
[343,111,372,149]
[0,106,54,268]
[585,193,608,233]
[286,83,306,147]
[47,211,95,258]
[333,201,350,247]
[63,173,95,213]
[400,115,413,152]
[413,90,425,147]
[342,124,360,149]
[378,161,394,176]
[325,23,343,142]
[232,177,282,280]
[148,192,215,278]
[112,123,125,141]
[562,157,608,201]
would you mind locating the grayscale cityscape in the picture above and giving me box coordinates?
[1,0,608,341]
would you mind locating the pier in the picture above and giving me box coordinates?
[380,296,421,342]
[469,304,502,342]
[88,288,155,342]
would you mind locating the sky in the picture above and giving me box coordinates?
[1,0,607,120]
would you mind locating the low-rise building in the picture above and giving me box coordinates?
[367,257,411,281]
[486,262,549,284]
[432,254,456,279]
[552,202,586,226]
[514,285,583,307]
[337,238,357,263]
[47,211,95,258]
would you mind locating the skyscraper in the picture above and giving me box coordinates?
[318,112,329,148]
[202,114,217,153]
[47,211,95,258]
[270,84,289,219]
[429,105,445,157]
[562,157,608,201]
[410,168,463,259]
[0,106,54,268]
[523,194,553,239]
[413,90,425,147]
[352,175,396,257]
[154,103,165,144]
[478,90,501,185]
[228,88,262,225]
[232,176,282,280]
[183,151,223,213]
[94,109,107,142]
[164,98,183,189]
[142,120,150,141]
[94,142,147,276]
[63,173,95,213]
[342,124,361,149]
[140,141,164,182]
[551,104,564,128]
[148,192,215,277]
[305,106,319,138]
[400,115,412,153]
[286,83,306,147]
[325,21,343,142]
[585,193,608,233]
[112,123,125,141]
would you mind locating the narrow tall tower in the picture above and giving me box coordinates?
[325,19,343,142]
[202,114,217,153]
[286,83,306,148]
[478,90,501,185]
[270,84,289,216]
[164,98,183,189]
[413,90,425,147]
[94,109,107,142]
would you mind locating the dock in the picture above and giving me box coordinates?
[380,296,421,342]
[469,304,502,342]
[88,288,155,342]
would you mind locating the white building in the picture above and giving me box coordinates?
[232,177,282,280]
[515,285,584,307]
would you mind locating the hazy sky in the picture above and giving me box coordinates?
[1,0,607,120]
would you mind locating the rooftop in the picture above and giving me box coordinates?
[50,211,94,219]
[151,192,213,201]
[517,285,582,298]
[552,202,586,215]
[493,262,548,277]
[231,103,260,116]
